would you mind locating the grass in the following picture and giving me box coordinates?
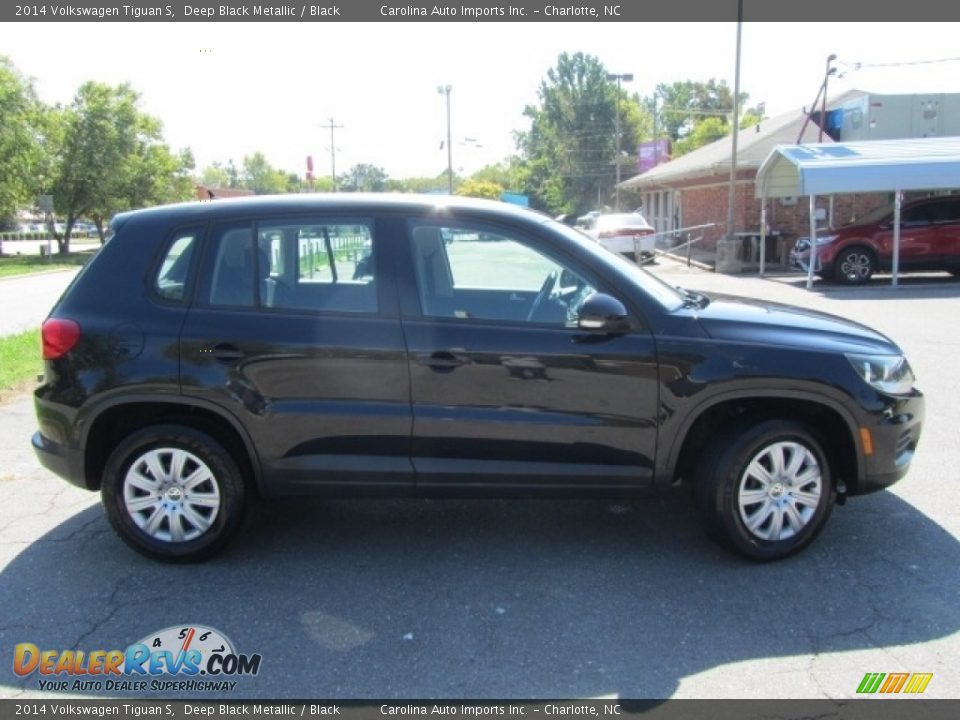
[0,251,94,278]
[0,328,41,402]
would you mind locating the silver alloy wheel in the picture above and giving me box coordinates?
[839,251,872,282]
[737,441,822,542]
[122,448,221,543]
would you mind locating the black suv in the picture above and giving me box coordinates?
[33,195,924,562]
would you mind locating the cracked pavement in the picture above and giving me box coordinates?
[1,261,958,700]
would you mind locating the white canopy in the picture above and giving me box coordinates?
[754,136,960,287]
[756,136,960,198]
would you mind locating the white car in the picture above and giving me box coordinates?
[590,212,656,261]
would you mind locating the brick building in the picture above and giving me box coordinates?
[195,185,255,201]
[617,90,896,261]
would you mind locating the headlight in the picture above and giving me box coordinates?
[815,234,838,246]
[845,353,915,395]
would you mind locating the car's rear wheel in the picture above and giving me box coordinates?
[101,425,246,562]
[834,246,875,284]
[695,419,835,561]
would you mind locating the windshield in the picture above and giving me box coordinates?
[545,218,685,310]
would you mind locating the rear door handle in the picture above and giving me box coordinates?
[419,351,466,373]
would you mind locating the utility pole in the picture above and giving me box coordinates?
[726,0,743,240]
[819,54,837,142]
[606,72,633,211]
[652,91,659,168]
[320,118,343,191]
[438,85,453,194]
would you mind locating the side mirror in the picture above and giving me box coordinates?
[577,292,630,333]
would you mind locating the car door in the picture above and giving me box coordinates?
[876,202,940,270]
[932,198,960,272]
[397,215,660,490]
[179,214,413,494]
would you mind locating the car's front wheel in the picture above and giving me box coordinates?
[695,419,835,561]
[834,246,875,284]
[101,425,247,562]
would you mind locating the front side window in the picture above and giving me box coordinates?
[902,203,939,226]
[409,221,596,325]
[932,199,960,224]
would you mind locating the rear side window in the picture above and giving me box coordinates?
[256,219,377,314]
[198,218,377,314]
[155,229,200,302]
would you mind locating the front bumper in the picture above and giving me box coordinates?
[854,390,924,494]
[790,250,823,273]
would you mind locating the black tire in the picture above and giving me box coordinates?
[833,246,875,285]
[101,425,247,562]
[620,251,637,263]
[694,419,835,561]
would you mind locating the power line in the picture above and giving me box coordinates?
[842,55,960,69]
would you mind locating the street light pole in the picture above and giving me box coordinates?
[606,72,633,211]
[438,85,453,194]
[819,54,837,142]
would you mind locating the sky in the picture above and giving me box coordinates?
[5,21,960,181]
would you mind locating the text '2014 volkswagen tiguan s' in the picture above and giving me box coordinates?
[32,195,923,562]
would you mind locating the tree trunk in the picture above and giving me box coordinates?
[45,215,69,255]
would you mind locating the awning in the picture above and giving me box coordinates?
[756,136,960,198]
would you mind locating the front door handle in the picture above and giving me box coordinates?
[212,343,244,364]
[419,351,466,373]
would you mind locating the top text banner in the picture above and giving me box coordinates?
[5,0,960,22]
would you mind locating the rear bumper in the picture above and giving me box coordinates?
[32,430,88,490]
[600,235,656,255]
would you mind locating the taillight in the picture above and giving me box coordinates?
[42,318,80,360]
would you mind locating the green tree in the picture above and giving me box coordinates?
[672,116,730,156]
[516,52,646,216]
[469,160,526,192]
[340,163,389,192]
[455,178,504,200]
[0,56,43,228]
[385,173,451,193]
[199,163,231,188]
[647,79,749,143]
[241,152,289,194]
[44,82,193,252]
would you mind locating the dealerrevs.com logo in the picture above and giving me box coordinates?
[856,672,933,695]
[13,625,262,693]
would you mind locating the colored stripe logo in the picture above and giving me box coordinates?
[857,672,933,694]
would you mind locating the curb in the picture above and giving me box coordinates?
[0,266,83,282]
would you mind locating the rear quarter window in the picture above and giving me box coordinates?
[155,230,201,302]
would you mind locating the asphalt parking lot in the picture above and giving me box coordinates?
[1,259,958,700]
